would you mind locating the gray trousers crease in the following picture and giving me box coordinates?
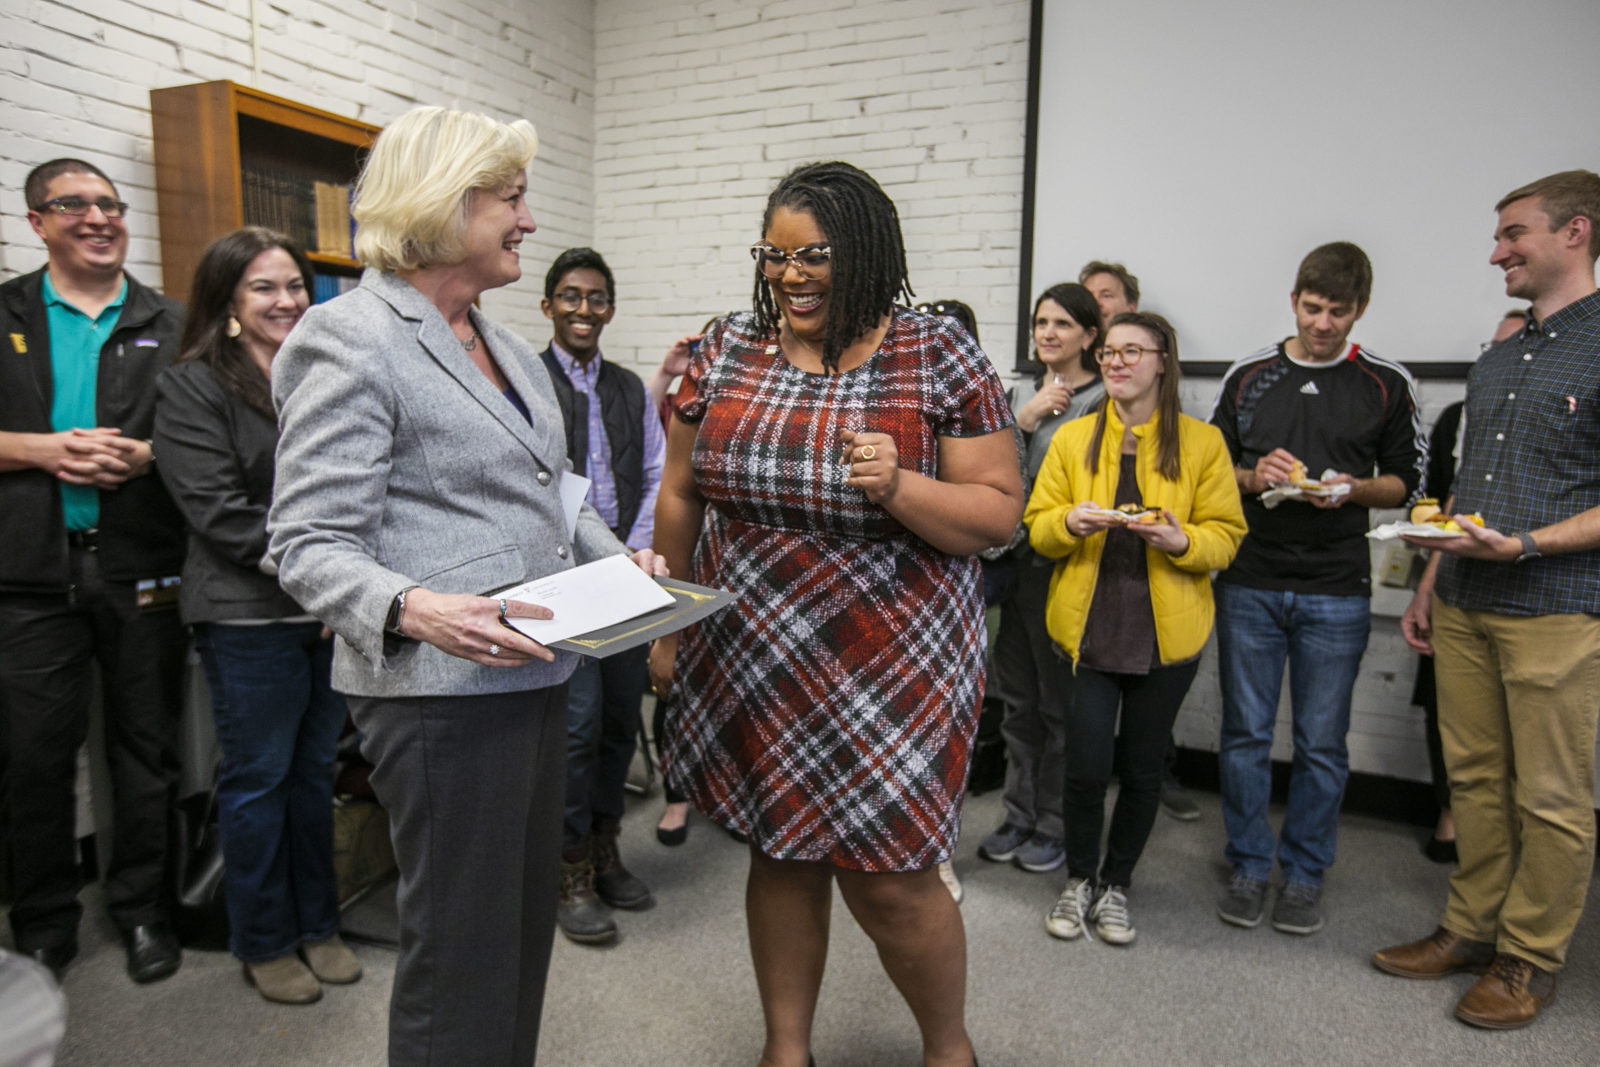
[351,684,568,1067]
[991,567,1068,840]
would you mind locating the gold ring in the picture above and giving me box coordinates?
[859,444,876,460]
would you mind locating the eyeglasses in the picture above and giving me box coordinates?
[750,242,832,279]
[552,289,611,313]
[1097,344,1163,366]
[36,196,129,219]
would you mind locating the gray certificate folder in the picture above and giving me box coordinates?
[549,576,735,657]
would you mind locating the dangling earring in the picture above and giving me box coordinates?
[226,315,242,338]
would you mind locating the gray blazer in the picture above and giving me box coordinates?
[267,269,626,698]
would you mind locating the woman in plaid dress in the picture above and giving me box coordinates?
[650,162,1021,1067]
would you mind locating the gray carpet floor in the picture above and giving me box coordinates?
[26,785,1600,1066]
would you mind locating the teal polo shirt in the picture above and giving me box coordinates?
[43,271,127,530]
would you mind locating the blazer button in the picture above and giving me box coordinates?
[557,545,569,559]
[537,471,552,486]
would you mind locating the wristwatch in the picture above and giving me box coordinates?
[385,586,418,635]
[1515,531,1541,563]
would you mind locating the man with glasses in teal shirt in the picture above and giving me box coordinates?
[0,158,187,985]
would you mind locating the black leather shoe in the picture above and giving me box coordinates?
[656,815,689,847]
[124,922,182,983]
[24,940,79,982]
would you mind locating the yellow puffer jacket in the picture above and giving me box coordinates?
[1024,405,1246,666]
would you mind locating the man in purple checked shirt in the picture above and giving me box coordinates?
[539,247,666,945]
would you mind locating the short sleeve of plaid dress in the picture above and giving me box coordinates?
[666,307,1014,871]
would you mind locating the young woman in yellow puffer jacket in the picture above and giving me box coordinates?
[1024,311,1246,947]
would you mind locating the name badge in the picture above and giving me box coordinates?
[135,575,182,611]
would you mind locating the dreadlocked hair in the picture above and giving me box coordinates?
[753,161,914,373]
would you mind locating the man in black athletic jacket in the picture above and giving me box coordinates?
[1209,241,1424,937]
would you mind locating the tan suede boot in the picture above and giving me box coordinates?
[244,953,321,1004]
[300,935,363,984]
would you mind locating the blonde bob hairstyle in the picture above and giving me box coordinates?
[352,106,538,272]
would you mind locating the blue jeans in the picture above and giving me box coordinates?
[563,645,649,847]
[194,621,347,962]
[1214,582,1369,888]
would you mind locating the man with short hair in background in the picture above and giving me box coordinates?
[0,158,188,983]
[1375,169,1600,1030]
[540,247,666,945]
[1210,241,1423,937]
[1079,260,1140,327]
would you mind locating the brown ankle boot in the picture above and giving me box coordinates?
[558,841,617,945]
[591,816,654,910]
[1372,926,1495,979]
[244,953,321,1004]
[1455,953,1556,1029]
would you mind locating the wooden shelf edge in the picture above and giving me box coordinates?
[306,251,362,271]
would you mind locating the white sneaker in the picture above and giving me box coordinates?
[1044,877,1093,940]
[938,860,963,905]
[1090,885,1136,945]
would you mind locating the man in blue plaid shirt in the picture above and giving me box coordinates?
[1374,170,1600,1031]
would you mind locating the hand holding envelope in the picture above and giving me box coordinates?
[497,556,734,658]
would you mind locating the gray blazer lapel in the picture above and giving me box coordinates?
[364,272,556,469]
[485,317,568,465]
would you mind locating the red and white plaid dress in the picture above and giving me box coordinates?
[667,308,1013,871]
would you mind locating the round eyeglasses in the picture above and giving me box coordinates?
[551,289,611,313]
[1097,344,1163,366]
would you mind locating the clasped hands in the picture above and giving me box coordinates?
[44,427,151,487]
[400,549,669,667]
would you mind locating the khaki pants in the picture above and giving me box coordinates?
[1433,598,1600,971]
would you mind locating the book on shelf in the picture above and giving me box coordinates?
[241,167,351,256]
[313,180,355,257]
[311,273,360,305]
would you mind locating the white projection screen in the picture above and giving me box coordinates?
[1019,0,1600,374]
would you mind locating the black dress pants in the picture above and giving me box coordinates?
[1057,659,1199,888]
[351,684,567,1067]
[0,547,185,949]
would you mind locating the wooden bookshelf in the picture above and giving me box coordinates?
[149,80,379,304]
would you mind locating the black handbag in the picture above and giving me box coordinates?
[169,644,231,950]
[170,777,230,950]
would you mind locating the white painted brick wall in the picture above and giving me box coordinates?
[4,0,1449,787]
[0,0,596,341]
[590,0,1032,378]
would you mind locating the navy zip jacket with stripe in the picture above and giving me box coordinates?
[1210,340,1425,596]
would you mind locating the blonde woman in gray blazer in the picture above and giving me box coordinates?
[267,107,663,1067]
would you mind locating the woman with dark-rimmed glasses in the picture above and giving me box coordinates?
[1025,312,1245,947]
[650,161,1020,1067]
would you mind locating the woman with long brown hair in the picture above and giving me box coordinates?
[154,227,360,1004]
[1025,312,1245,946]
